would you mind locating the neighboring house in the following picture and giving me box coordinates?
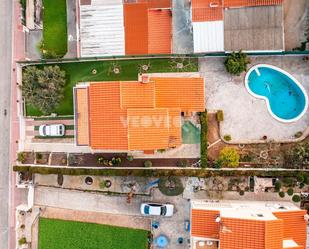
[74,75,205,152]
[190,200,307,249]
[191,0,284,53]
[78,0,172,57]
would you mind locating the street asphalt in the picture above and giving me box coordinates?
[0,0,12,248]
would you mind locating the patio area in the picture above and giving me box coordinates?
[200,56,309,142]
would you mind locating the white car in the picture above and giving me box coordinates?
[140,203,174,217]
[39,124,65,137]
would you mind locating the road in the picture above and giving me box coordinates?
[0,0,13,248]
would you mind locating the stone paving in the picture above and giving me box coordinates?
[200,56,309,142]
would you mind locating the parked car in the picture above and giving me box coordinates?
[39,124,65,137]
[140,203,174,217]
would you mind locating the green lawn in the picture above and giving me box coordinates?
[26,58,198,116]
[38,218,149,249]
[42,0,68,56]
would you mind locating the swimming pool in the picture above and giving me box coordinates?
[245,64,308,123]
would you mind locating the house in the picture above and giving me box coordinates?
[190,200,307,249]
[78,0,172,57]
[74,75,205,152]
[191,0,284,53]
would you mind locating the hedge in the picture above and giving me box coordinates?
[200,111,208,168]
[13,165,309,178]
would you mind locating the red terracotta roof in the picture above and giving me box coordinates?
[191,0,223,22]
[191,209,306,249]
[191,209,220,239]
[148,9,172,54]
[191,0,282,22]
[88,82,128,150]
[154,77,205,112]
[223,0,283,8]
[124,1,172,55]
[273,210,307,248]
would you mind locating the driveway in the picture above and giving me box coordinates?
[200,56,309,142]
[0,0,12,248]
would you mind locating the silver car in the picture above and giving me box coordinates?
[140,203,174,217]
[39,124,65,137]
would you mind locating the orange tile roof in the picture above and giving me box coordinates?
[80,76,204,151]
[191,209,220,239]
[167,108,182,147]
[89,82,128,150]
[75,88,89,146]
[191,0,223,22]
[120,81,155,109]
[223,0,283,8]
[191,209,306,249]
[273,210,307,248]
[148,9,172,54]
[127,108,170,150]
[154,77,205,112]
[124,1,172,55]
[191,0,282,22]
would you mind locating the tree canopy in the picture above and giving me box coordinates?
[22,66,66,114]
[218,147,240,167]
[224,50,250,75]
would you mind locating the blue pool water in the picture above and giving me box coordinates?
[246,66,308,121]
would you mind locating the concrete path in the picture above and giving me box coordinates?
[65,0,78,58]
[0,0,13,248]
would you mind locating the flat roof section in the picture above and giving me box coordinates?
[224,5,284,51]
[80,2,125,57]
[75,88,90,146]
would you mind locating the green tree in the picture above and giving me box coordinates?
[218,147,240,167]
[224,50,250,75]
[22,66,66,114]
[286,142,309,168]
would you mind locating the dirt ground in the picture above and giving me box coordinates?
[284,0,308,50]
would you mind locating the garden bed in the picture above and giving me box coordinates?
[35,152,50,165]
[50,153,67,166]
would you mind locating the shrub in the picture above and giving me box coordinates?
[224,50,250,75]
[157,149,166,153]
[21,66,66,114]
[200,111,208,168]
[158,177,184,196]
[144,160,152,167]
[278,191,285,198]
[286,142,309,168]
[213,159,223,169]
[18,237,26,245]
[274,180,282,192]
[127,155,134,162]
[36,153,43,160]
[99,180,112,189]
[17,152,27,163]
[97,156,104,164]
[296,173,305,183]
[223,135,231,142]
[292,195,301,202]
[218,147,240,167]
[287,188,294,196]
[111,157,121,166]
[239,190,245,196]
[304,175,309,185]
[283,177,295,187]
[216,110,224,122]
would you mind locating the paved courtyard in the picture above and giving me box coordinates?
[200,56,309,142]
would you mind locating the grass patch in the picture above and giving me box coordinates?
[38,218,149,249]
[200,111,208,167]
[34,125,74,131]
[42,0,67,57]
[25,58,198,116]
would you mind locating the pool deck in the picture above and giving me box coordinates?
[200,56,309,142]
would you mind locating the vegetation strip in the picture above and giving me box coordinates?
[33,115,74,120]
[38,218,149,249]
[13,165,309,178]
[34,135,74,139]
[34,125,74,131]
